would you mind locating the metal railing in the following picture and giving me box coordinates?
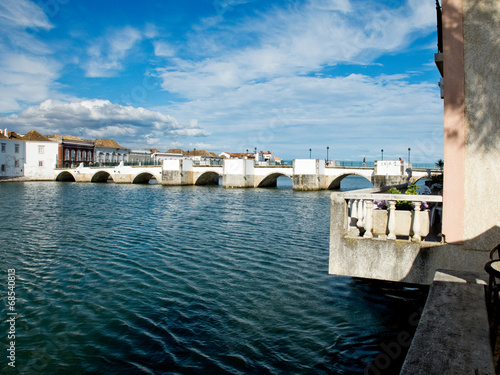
[332,161,375,168]
[192,159,223,167]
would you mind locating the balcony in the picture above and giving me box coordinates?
[343,190,442,242]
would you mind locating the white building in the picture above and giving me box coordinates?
[129,149,152,165]
[0,130,25,178]
[23,130,59,180]
[94,139,129,164]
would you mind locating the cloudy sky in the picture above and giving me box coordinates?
[0,0,443,162]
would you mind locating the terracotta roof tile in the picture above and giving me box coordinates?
[93,138,126,149]
[23,130,51,142]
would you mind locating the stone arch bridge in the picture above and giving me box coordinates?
[53,159,435,190]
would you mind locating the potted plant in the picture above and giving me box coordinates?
[372,185,430,238]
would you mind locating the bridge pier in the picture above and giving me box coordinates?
[372,175,406,188]
[161,159,195,186]
[292,159,326,191]
[222,159,255,188]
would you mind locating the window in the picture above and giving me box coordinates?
[65,149,70,160]
[1,143,5,152]
[71,150,76,161]
[15,144,19,153]
[77,150,81,161]
[82,151,87,161]
[39,161,43,167]
[15,160,19,167]
[38,146,45,154]
[1,164,5,172]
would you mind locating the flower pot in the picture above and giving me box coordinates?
[372,209,430,238]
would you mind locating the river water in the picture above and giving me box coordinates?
[0,177,427,375]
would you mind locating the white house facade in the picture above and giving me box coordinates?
[24,140,59,180]
[0,134,25,178]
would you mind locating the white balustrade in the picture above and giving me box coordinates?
[363,199,373,238]
[343,192,442,242]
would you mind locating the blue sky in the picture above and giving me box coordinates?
[0,0,443,162]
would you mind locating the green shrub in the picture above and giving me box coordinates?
[388,184,419,210]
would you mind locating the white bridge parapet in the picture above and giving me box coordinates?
[52,159,437,191]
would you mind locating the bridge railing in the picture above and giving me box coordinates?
[192,159,223,167]
[343,191,442,242]
[55,161,162,169]
[254,161,292,167]
[330,160,375,168]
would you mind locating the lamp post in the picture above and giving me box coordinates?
[309,148,312,159]
[381,149,384,161]
[408,147,411,163]
[326,146,329,164]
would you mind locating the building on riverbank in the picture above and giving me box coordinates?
[47,134,94,168]
[0,130,25,178]
[94,139,129,164]
[23,130,59,180]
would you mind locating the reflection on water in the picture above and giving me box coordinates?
[0,181,426,375]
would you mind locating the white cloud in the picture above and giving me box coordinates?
[85,26,143,77]
[153,40,176,57]
[0,0,60,112]
[157,0,436,101]
[157,72,443,160]
[309,0,352,12]
[0,99,210,149]
[0,0,53,30]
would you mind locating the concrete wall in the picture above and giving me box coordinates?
[462,0,500,250]
[442,0,500,250]
[400,270,494,374]
[329,193,490,285]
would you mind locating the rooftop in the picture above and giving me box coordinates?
[94,138,127,149]
[23,130,51,142]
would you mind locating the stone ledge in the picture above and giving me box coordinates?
[400,269,494,374]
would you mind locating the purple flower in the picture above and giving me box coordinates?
[416,201,429,210]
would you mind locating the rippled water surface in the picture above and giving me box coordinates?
[0,179,427,374]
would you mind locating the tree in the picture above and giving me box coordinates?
[435,159,444,171]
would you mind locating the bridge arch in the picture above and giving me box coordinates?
[91,171,114,183]
[55,171,76,182]
[133,172,158,184]
[195,171,221,186]
[410,175,430,185]
[258,173,292,188]
[327,173,373,190]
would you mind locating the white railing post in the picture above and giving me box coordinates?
[350,199,358,227]
[388,200,397,240]
[357,199,364,229]
[412,204,421,241]
[363,199,373,238]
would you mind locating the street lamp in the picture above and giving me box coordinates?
[381,149,384,161]
[408,147,411,163]
[309,148,312,159]
[326,146,329,163]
